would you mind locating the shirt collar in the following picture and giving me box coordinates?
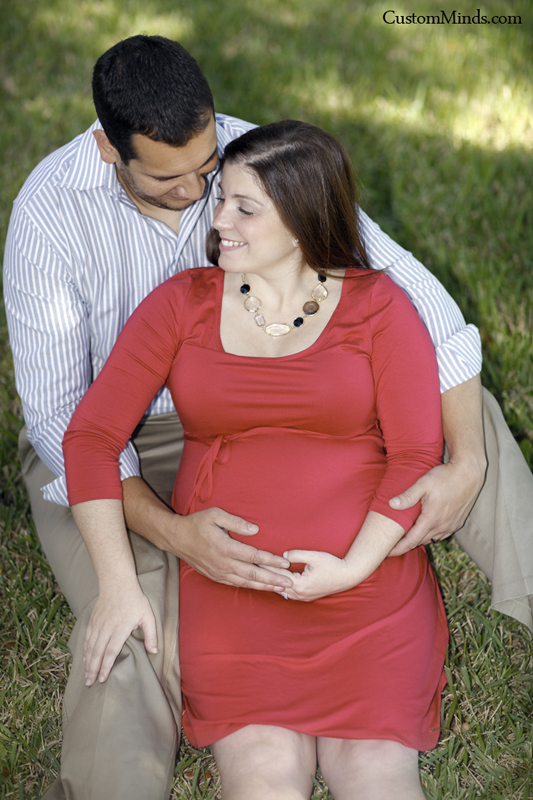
[58,120,119,193]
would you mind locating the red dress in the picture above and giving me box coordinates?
[64,266,448,751]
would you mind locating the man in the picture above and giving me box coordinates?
[4,35,532,800]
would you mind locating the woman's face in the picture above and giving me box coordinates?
[212,163,303,278]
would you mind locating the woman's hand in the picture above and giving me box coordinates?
[273,550,356,602]
[273,512,406,602]
[84,578,158,687]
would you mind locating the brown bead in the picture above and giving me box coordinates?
[303,300,320,316]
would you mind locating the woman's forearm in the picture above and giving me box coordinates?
[71,499,138,589]
[280,511,406,602]
[343,511,406,585]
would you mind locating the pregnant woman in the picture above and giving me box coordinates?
[63,120,448,799]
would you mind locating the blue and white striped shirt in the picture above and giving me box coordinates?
[4,113,482,506]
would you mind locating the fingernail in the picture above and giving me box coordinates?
[247,523,259,532]
[99,675,105,683]
[390,497,400,508]
[281,560,290,568]
[150,647,158,653]
[85,678,91,686]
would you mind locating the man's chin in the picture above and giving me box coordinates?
[143,195,195,212]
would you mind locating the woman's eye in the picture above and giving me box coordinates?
[238,207,253,216]
[215,195,224,202]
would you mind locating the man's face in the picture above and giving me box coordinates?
[112,116,219,213]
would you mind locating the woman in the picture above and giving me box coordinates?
[64,120,448,799]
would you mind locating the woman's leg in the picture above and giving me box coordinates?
[211,724,317,800]
[318,737,425,800]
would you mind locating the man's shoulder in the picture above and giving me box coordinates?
[214,113,256,149]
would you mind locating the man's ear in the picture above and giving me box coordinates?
[93,130,120,164]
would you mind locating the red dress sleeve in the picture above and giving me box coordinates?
[366,274,443,530]
[63,272,192,505]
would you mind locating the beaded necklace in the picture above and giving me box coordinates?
[239,273,328,336]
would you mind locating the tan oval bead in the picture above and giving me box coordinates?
[264,322,292,336]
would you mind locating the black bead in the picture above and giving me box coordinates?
[318,274,326,282]
[293,317,304,327]
[240,284,250,294]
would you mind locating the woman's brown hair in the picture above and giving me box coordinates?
[206,120,371,275]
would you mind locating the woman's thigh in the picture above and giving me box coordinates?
[211,724,317,800]
[317,737,424,800]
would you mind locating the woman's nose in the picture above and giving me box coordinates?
[213,201,230,230]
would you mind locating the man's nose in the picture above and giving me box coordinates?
[176,172,205,201]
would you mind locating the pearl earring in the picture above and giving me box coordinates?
[293,238,299,246]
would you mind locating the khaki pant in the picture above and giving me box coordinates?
[454,388,533,631]
[19,413,185,800]
[20,391,533,798]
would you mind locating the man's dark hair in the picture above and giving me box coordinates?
[207,120,371,275]
[92,35,215,164]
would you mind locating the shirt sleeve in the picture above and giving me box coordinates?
[4,209,142,506]
[366,275,444,531]
[63,276,190,506]
[359,209,482,393]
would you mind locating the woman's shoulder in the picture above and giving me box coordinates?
[165,265,222,292]
[130,267,222,327]
[145,266,221,305]
[345,267,414,309]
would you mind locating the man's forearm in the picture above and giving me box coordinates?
[441,373,486,476]
[122,476,178,553]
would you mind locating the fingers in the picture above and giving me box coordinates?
[219,571,293,592]
[212,508,259,537]
[141,613,159,656]
[389,482,424,511]
[387,519,454,556]
[221,564,293,590]
[83,599,157,686]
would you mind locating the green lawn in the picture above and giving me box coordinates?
[1,1,532,798]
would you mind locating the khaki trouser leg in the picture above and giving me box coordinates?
[454,388,533,632]
[19,413,184,800]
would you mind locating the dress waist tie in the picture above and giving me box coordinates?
[181,426,359,516]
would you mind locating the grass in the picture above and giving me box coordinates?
[1,0,532,797]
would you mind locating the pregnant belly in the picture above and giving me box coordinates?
[173,428,386,559]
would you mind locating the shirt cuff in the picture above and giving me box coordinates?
[435,324,483,393]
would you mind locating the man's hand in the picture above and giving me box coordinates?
[387,456,485,556]
[122,479,292,591]
[387,374,487,557]
[172,507,293,591]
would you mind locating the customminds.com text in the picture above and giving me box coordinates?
[383,9,522,24]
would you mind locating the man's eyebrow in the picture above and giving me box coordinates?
[150,146,219,182]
